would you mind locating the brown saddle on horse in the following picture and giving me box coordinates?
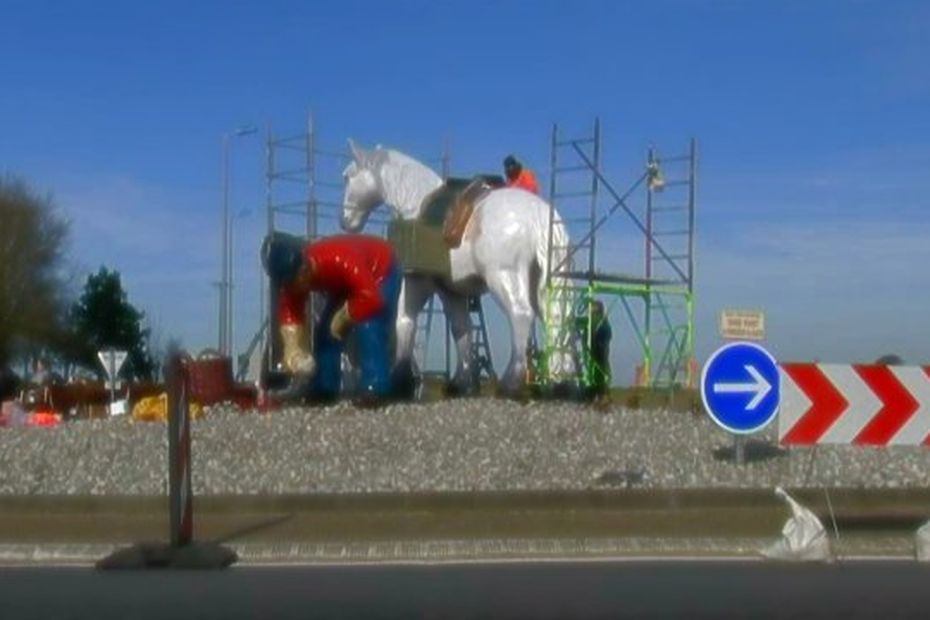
[388,175,504,278]
[441,178,492,248]
[433,175,502,248]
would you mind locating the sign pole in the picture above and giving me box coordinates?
[108,352,116,411]
[96,353,237,569]
[167,354,193,547]
[734,435,746,465]
[97,349,128,415]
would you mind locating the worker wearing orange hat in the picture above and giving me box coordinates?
[503,155,540,194]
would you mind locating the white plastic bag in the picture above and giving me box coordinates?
[916,520,930,562]
[761,486,832,561]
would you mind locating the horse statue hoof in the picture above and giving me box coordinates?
[446,371,479,398]
[496,378,528,401]
[498,387,529,402]
[353,392,388,409]
[550,381,579,401]
[266,373,314,405]
[391,361,419,401]
[444,382,477,398]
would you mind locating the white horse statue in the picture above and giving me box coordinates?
[341,140,575,397]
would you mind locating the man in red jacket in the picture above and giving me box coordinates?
[503,155,540,194]
[262,232,401,405]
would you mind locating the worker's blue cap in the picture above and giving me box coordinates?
[261,232,305,286]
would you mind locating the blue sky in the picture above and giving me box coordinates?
[2,1,929,381]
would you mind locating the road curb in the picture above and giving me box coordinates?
[0,534,920,567]
[1,488,928,520]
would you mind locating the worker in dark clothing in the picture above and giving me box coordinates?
[578,300,612,405]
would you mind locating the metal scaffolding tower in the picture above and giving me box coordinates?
[256,115,332,376]
[264,114,355,247]
[543,119,697,390]
[467,296,495,382]
[644,140,697,387]
[240,113,356,380]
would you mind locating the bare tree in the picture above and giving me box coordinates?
[0,176,70,368]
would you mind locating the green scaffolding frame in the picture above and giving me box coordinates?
[538,120,697,391]
[540,279,694,391]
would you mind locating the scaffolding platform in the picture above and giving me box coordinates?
[554,270,679,288]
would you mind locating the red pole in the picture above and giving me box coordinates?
[167,354,193,547]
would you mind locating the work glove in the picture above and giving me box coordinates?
[329,304,353,341]
[280,324,316,376]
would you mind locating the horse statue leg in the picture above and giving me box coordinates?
[484,268,534,399]
[437,288,479,397]
[392,274,433,399]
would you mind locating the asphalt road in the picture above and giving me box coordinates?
[3,560,930,619]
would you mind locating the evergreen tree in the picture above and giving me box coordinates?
[71,267,155,381]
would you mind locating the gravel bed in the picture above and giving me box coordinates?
[0,399,928,495]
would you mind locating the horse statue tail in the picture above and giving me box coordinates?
[534,206,577,383]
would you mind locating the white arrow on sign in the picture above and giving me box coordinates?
[712,364,772,411]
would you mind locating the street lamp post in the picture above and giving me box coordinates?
[218,125,257,356]
[228,208,251,370]
[219,134,230,354]
[214,280,224,353]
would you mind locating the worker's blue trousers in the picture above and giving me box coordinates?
[312,263,401,399]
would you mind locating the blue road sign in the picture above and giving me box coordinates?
[701,342,780,434]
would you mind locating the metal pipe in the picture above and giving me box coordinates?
[228,208,252,373]
[219,133,230,354]
[260,126,273,328]
[307,112,317,240]
[589,118,600,279]
[688,138,697,295]
[214,281,223,354]
[646,148,655,282]
[225,167,233,357]
[442,139,452,379]
[306,112,318,347]
[229,213,235,363]
[645,147,655,387]
[222,126,256,358]
[547,123,558,286]
[445,313,451,381]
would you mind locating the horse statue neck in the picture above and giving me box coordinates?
[375,150,444,221]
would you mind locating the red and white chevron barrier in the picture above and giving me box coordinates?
[779,364,930,446]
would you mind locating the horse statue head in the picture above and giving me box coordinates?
[341,140,386,232]
[342,139,443,232]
